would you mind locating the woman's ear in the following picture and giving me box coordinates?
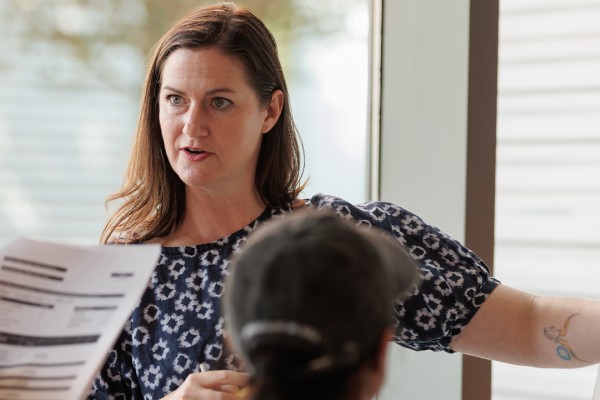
[373,327,394,382]
[261,89,284,134]
[354,328,394,399]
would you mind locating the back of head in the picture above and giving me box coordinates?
[224,210,419,400]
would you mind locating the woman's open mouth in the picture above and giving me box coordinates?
[184,147,204,155]
[181,147,210,161]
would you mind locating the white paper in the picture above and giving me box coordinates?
[0,237,160,400]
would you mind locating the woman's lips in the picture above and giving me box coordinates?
[181,147,211,161]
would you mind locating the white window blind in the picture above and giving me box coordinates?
[494,1,600,399]
[0,2,137,245]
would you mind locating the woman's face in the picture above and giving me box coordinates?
[158,47,281,196]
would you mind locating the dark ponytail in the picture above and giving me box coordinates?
[249,353,354,400]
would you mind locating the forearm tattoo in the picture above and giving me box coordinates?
[543,314,589,362]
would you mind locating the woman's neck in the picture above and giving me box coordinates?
[161,187,266,246]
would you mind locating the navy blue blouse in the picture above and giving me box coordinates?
[88,194,500,399]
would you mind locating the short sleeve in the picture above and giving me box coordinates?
[307,194,501,353]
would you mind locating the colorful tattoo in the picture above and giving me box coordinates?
[543,314,589,363]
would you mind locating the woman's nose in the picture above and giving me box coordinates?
[182,104,208,138]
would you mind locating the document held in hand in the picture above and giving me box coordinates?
[0,237,161,400]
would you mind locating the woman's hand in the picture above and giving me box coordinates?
[160,370,250,399]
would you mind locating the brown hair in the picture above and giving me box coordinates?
[223,210,419,400]
[101,2,305,244]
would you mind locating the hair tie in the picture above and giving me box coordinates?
[240,320,323,345]
[240,320,361,376]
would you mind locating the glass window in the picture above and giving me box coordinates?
[0,0,370,246]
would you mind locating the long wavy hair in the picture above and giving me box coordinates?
[101,3,305,244]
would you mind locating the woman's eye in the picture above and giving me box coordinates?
[167,95,183,106]
[213,97,232,108]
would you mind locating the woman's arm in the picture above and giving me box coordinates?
[450,284,600,368]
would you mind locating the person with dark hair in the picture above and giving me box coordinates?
[89,2,600,399]
[223,210,419,400]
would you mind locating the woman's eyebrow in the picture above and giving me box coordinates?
[161,85,184,94]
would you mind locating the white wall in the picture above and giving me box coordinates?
[377,0,471,398]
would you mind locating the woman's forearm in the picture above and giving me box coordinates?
[451,284,600,368]
[530,295,600,368]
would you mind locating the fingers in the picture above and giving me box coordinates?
[196,370,249,390]
[160,370,250,400]
[218,384,241,395]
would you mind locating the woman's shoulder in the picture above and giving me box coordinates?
[305,193,409,217]
[300,193,431,238]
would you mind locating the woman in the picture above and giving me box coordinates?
[90,2,600,399]
[222,210,420,400]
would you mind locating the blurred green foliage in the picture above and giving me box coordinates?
[3,0,357,90]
